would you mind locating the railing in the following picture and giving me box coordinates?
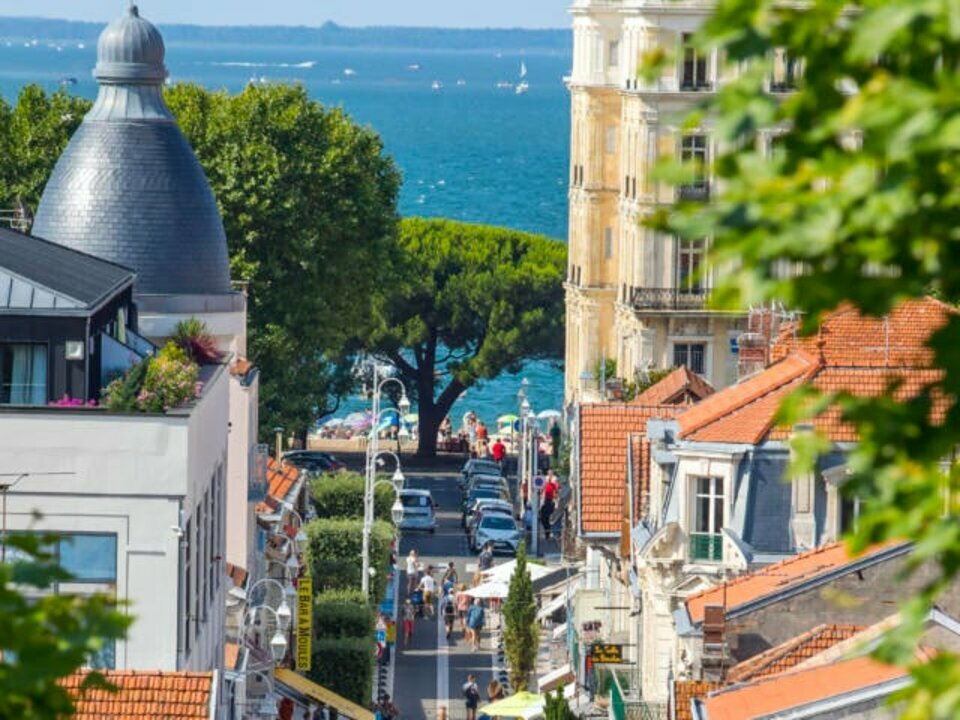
[690,533,723,562]
[677,182,710,201]
[630,287,710,311]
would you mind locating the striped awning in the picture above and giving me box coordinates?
[274,669,373,720]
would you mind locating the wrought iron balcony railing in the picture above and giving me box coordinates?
[630,287,710,311]
[677,182,710,201]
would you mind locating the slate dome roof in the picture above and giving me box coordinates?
[31,4,231,295]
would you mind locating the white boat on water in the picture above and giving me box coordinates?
[456,79,467,86]
[431,80,443,91]
[515,61,529,94]
[343,68,357,76]
[496,80,514,89]
[408,63,421,71]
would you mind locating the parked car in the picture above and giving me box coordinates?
[472,512,522,554]
[397,489,437,533]
[282,450,346,473]
[459,459,503,488]
[463,473,510,500]
[462,486,511,527]
[466,500,515,544]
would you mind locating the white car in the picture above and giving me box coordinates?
[473,512,521,554]
[397,489,437,533]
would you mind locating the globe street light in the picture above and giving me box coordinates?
[363,448,407,595]
[247,578,293,630]
[243,604,289,663]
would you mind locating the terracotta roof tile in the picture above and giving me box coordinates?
[684,541,906,624]
[771,297,953,367]
[225,563,247,588]
[699,656,907,720]
[632,366,715,407]
[225,641,240,670]
[61,670,214,719]
[578,404,680,534]
[726,624,865,682]
[674,680,723,720]
[230,357,254,377]
[265,457,300,507]
[677,298,954,445]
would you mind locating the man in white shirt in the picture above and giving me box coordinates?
[418,568,436,618]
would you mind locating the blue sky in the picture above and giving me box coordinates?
[2,1,570,28]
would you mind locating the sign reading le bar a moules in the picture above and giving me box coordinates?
[296,576,313,671]
[589,643,624,664]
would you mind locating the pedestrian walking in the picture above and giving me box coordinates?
[442,561,459,588]
[487,678,505,702]
[540,498,555,540]
[462,674,481,720]
[475,542,494,585]
[418,567,436,618]
[442,591,457,640]
[466,598,485,651]
[491,438,506,466]
[376,694,400,720]
[402,599,416,646]
[543,470,559,504]
[456,583,471,631]
[405,550,419,595]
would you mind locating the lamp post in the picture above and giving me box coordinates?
[241,603,290,663]
[361,361,409,596]
[273,426,284,462]
[521,398,540,557]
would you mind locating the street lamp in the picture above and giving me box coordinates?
[362,449,407,595]
[247,578,293,630]
[281,502,308,546]
[242,604,289,663]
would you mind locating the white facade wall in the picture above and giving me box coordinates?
[226,372,259,574]
[0,365,230,673]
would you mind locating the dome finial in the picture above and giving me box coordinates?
[129,4,139,18]
[94,3,166,85]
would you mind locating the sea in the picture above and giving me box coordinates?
[0,37,572,427]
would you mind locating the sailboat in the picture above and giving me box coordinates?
[515,61,529,94]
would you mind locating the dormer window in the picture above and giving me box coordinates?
[691,476,724,561]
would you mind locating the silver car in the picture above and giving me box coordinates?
[473,512,521,554]
[397,489,437,533]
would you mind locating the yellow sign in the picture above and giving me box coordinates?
[296,576,313,671]
[589,643,624,664]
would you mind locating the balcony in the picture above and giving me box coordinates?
[690,532,723,562]
[630,287,710,311]
[676,182,710,201]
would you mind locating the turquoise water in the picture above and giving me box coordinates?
[0,39,571,423]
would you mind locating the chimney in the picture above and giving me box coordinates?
[736,306,783,379]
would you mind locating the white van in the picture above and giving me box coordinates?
[397,489,437,533]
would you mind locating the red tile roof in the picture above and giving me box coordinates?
[674,681,723,720]
[632,366,715,407]
[225,641,240,670]
[676,298,953,444]
[578,404,679,534]
[699,656,908,719]
[256,458,301,513]
[230,357,254,377]
[62,670,214,719]
[225,563,248,588]
[726,624,865,682]
[684,541,906,624]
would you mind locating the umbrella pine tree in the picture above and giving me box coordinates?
[503,542,540,691]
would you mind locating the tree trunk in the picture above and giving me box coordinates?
[415,377,466,458]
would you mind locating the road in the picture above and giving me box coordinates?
[391,471,503,720]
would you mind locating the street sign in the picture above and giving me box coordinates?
[534,475,545,489]
[296,576,313,671]
[589,643,624,664]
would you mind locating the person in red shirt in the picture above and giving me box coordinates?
[543,469,559,503]
[491,438,506,464]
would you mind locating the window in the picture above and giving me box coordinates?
[678,239,706,292]
[691,476,723,561]
[674,343,706,375]
[608,40,620,68]
[184,518,192,655]
[0,343,47,405]
[196,500,205,623]
[604,228,613,260]
[681,34,710,90]
[59,534,117,582]
[679,135,709,200]
[770,48,801,92]
[605,126,617,154]
[206,487,214,605]
[839,494,861,534]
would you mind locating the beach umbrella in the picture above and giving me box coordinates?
[460,580,510,599]
[537,409,562,421]
[322,417,344,428]
[344,411,372,430]
[403,413,419,424]
[478,691,545,720]
[497,414,518,425]
[482,560,554,584]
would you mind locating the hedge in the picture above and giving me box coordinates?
[307,637,373,705]
[309,470,395,520]
[313,589,375,639]
[303,517,394,600]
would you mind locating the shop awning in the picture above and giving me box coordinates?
[275,668,373,720]
[537,594,566,621]
[551,622,568,641]
[537,664,574,694]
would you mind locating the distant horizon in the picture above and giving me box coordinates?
[0,1,570,30]
[0,15,568,32]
